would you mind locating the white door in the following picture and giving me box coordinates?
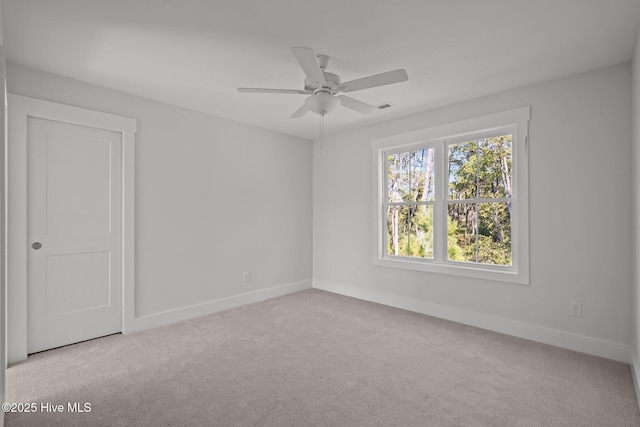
[27,117,122,353]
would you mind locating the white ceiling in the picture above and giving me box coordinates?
[3,0,640,140]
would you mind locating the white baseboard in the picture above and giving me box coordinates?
[313,279,632,363]
[631,352,640,410]
[126,279,312,334]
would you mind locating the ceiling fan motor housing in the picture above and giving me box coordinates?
[305,71,341,93]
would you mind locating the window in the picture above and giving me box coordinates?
[372,107,529,284]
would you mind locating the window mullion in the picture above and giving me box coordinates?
[435,142,445,262]
[475,142,480,263]
[408,152,412,256]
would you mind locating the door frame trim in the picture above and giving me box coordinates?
[7,94,137,363]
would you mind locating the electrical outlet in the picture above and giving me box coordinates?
[242,272,250,283]
[570,301,582,317]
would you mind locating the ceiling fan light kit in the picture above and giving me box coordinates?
[305,91,340,116]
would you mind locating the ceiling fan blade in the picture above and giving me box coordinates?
[337,95,379,115]
[339,69,408,93]
[290,103,310,118]
[292,47,326,87]
[238,88,309,95]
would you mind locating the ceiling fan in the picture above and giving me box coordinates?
[237,47,408,118]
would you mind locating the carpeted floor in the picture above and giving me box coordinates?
[5,289,640,426]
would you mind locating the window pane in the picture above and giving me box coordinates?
[387,205,410,256]
[448,141,477,200]
[478,135,512,199]
[409,205,434,259]
[447,203,477,262]
[387,204,434,259]
[387,152,410,202]
[477,202,512,265]
[410,149,435,202]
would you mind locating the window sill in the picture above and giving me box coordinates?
[374,256,529,285]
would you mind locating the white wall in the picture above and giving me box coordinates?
[631,27,640,398]
[0,2,5,425]
[4,46,634,369]
[314,63,633,362]
[6,64,312,357]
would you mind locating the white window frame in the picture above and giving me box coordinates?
[372,107,530,285]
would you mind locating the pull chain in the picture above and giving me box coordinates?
[320,113,324,158]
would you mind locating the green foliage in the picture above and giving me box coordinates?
[447,218,465,261]
[387,206,433,258]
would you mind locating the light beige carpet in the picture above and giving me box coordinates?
[5,289,640,426]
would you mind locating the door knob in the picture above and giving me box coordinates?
[32,242,42,250]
